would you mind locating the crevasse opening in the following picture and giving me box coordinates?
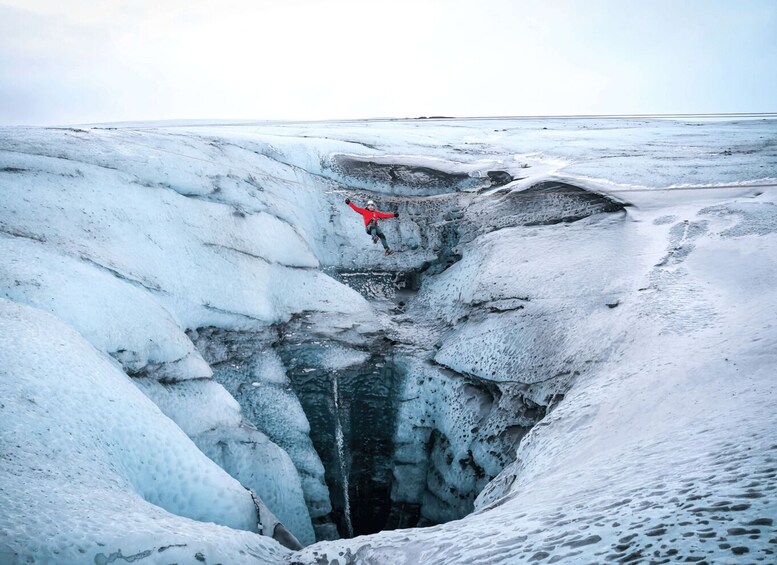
[202,172,628,539]
[5,120,774,564]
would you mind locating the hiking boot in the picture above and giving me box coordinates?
[372,235,380,244]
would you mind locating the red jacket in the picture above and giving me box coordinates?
[348,202,396,226]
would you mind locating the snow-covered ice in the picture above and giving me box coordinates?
[1,117,776,563]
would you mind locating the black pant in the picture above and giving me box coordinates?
[366,221,389,250]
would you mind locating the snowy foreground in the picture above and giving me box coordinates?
[1,118,776,564]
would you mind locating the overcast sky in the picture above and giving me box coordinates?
[1,0,776,125]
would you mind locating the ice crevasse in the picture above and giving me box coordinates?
[0,119,776,564]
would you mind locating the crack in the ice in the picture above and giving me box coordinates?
[202,302,266,322]
[0,225,47,243]
[0,147,123,173]
[78,256,165,293]
[93,548,154,564]
[201,242,316,270]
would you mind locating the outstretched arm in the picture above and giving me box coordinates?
[346,199,366,214]
[375,210,398,219]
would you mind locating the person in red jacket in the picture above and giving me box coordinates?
[345,198,399,255]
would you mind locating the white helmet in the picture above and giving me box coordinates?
[366,200,375,207]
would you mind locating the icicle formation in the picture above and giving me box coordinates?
[332,373,354,537]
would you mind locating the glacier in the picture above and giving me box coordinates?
[0,299,287,563]
[1,118,776,564]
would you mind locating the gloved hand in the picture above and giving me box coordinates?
[345,198,350,204]
[394,211,400,218]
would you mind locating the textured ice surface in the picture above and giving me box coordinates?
[132,378,242,435]
[0,124,379,549]
[188,329,337,541]
[0,300,287,564]
[0,128,371,331]
[221,353,332,517]
[1,118,776,563]
[428,213,645,386]
[290,154,777,563]
[130,371,315,544]
[195,424,315,546]
[0,236,210,379]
